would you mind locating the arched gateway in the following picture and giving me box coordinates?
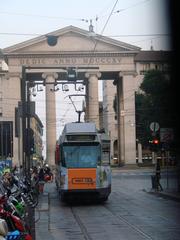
[2,25,141,167]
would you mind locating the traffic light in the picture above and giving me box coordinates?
[149,138,160,152]
[25,128,35,155]
[29,130,35,154]
[153,139,159,145]
[149,138,160,151]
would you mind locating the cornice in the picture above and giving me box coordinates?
[4,51,138,58]
[119,71,138,77]
[6,72,22,78]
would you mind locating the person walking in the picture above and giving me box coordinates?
[38,168,45,193]
[44,164,53,182]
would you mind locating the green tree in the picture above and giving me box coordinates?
[113,69,175,146]
[135,69,174,145]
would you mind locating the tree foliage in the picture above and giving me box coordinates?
[113,69,175,146]
[135,69,174,145]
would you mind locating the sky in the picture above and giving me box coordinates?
[0,0,173,157]
[0,0,172,50]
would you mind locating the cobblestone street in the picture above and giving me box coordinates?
[35,168,180,240]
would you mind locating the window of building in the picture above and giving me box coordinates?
[0,121,13,158]
[143,63,150,71]
[0,107,2,117]
[140,63,150,75]
[0,92,2,101]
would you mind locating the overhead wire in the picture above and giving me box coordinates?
[90,0,119,54]
[0,0,170,136]
[0,0,169,47]
[0,0,150,23]
[0,11,86,21]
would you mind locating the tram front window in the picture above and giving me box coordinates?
[62,144,101,168]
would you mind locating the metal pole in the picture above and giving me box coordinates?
[10,122,13,161]
[27,82,31,175]
[21,66,26,174]
[5,126,7,158]
[166,151,169,189]
[77,111,83,123]
[0,122,3,159]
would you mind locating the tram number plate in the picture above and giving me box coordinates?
[72,178,93,184]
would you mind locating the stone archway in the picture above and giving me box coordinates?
[3,25,140,166]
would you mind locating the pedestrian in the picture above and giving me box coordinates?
[38,168,45,193]
[44,164,53,182]
[155,159,163,191]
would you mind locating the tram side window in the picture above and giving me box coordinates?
[60,145,66,167]
[102,146,110,165]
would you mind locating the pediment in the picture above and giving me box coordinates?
[3,26,140,54]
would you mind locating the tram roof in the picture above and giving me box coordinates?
[63,122,97,135]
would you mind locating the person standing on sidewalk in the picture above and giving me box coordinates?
[156,159,163,191]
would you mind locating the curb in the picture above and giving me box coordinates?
[155,191,180,202]
[147,189,180,202]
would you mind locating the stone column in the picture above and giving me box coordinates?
[138,142,142,163]
[42,73,58,166]
[85,72,101,130]
[117,76,125,165]
[118,71,137,164]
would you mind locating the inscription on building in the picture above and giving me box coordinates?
[18,57,122,66]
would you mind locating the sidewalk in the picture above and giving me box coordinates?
[35,183,51,240]
[111,164,178,171]
[111,164,154,172]
[112,164,180,202]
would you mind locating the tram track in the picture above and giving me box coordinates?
[71,207,93,240]
[70,203,153,240]
[103,204,153,240]
[43,182,179,240]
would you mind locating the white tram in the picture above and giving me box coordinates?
[55,122,111,201]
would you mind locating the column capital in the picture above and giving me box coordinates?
[85,72,101,79]
[119,71,137,78]
[7,72,21,78]
[42,72,58,80]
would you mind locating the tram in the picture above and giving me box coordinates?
[55,122,111,202]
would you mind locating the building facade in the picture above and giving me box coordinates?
[0,26,172,167]
[102,51,172,163]
[30,114,43,166]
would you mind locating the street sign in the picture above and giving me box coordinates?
[150,122,160,132]
[160,128,174,143]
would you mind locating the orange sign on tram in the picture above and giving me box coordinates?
[68,168,96,190]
